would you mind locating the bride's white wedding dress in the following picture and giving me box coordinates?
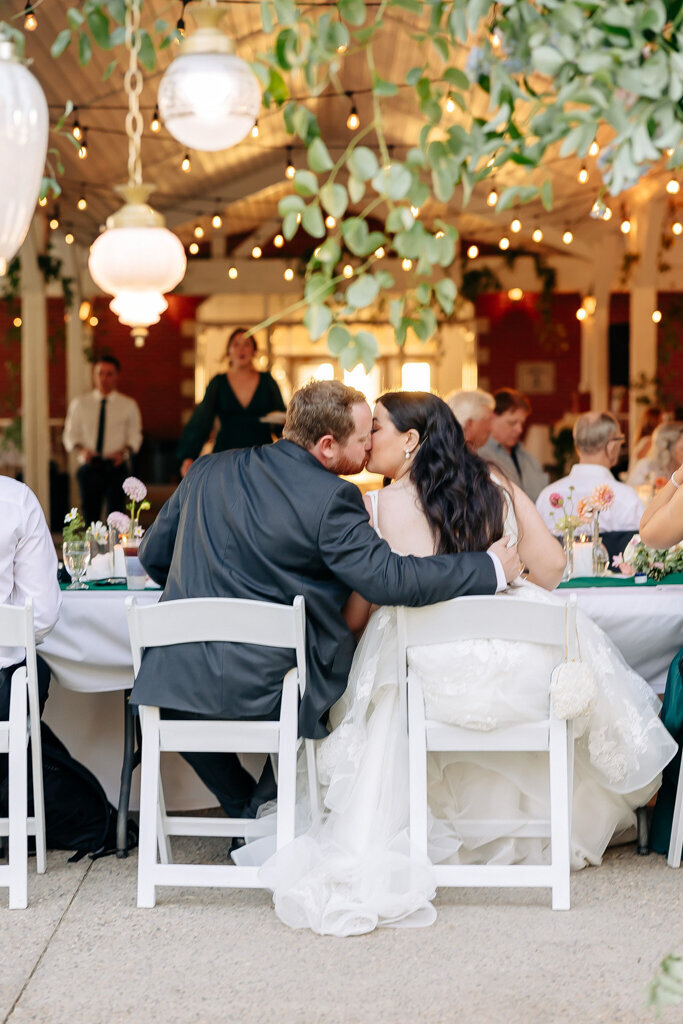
[239,490,677,936]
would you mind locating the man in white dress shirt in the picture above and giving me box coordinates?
[0,477,61,719]
[535,411,644,531]
[63,355,143,524]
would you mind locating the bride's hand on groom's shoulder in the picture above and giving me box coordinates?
[488,536,522,584]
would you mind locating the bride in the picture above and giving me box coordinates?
[244,392,676,936]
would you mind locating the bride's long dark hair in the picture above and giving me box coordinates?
[379,391,506,555]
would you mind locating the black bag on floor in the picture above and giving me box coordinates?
[0,722,138,861]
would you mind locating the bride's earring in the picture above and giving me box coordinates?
[404,449,411,460]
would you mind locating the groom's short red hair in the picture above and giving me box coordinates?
[284,380,367,449]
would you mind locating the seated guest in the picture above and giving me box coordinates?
[627,421,683,490]
[478,388,549,501]
[628,405,663,473]
[0,477,61,721]
[445,388,494,451]
[536,411,644,532]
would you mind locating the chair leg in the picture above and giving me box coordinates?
[137,706,161,908]
[667,755,683,868]
[276,671,298,850]
[407,675,429,861]
[157,774,172,865]
[549,716,570,910]
[8,674,28,909]
[305,739,321,825]
[29,714,46,875]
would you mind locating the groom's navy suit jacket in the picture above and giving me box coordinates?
[130,439,497,738]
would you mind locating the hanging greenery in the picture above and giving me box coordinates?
[5,0,683,368]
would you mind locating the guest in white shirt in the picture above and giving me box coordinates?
[0,477,61,719]
[63,355,143,524]
[536,411,644,531]
[445,388,495,451]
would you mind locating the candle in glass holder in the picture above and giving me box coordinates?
[572,539,594,577]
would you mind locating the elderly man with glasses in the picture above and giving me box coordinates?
[536,411,644,535]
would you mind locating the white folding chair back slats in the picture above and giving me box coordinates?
[398,593,576,911]
[0,600,46,908]
[127,594,316,907]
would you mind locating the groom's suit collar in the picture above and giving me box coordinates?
[275,437,334,474]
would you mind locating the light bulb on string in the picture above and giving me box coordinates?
[251,120,259,138]
[576,307,587,321]
[499,236,510,250]
[562,230,573,244]
[150,107,161,133]
[228,266,238,279]
[38,195,47,207]
[578,165,588,184]
[193,224,204,238]
[487,188,498,207]
[325,215,336,229]
[211,212,222,228]
[342,263,353,278]
[181,152,191,172]
[374,246,385,258]
[65,232,74,245]
[189,242,199,255]
[652,310,662,324]
[620,217,631,235]
[285,147,295,180]
[673,221,683,236]
[283,267,294,281]
[251,245,262,259]
[532,228,543,242]
[467,244,478,259]
[78,129,88,160]
[23,1,37,31]
[176,0,187,36]
[77,195,87,211]
[445,94,456,113]
[49,206,60,231]
[72,114,82,142]
[588,141,599,157]
[401,258,412,271]
[666,177,680,195]
[273,233,284,248]
[345,92,359,131]
[510,218,521,233]
[508,288,523,302]
[410,205,420,218]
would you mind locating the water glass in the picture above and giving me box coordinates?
[62,540,91,590]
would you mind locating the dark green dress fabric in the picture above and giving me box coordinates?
[650,648,683,857]
[177,372,286,462]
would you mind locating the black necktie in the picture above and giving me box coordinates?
[96,397,107,456]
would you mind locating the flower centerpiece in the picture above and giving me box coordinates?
[575,484,614,576]
[62,508,90,589]
[107,510,131,541]
[613,535,683,582]
[62,506,86,541]
[121,476,150,547]
[86,519,115,577]
[547,486,586,579]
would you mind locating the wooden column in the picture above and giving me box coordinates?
[19,216,50,514]
[629,196,665,446]
[64,244,91,505]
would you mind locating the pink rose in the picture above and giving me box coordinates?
[549,492,563,508]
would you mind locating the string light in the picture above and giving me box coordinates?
[89,315,99,327]
[78,129,88,159]
[251,120,259,139]
[65,232,74,245]
[283,267,294,281]
[337,40,347,54]
[467,244,478,259]
[576,307,587,321]
[325,215,336,229]
[498,236,510,250]
[666,147,674,157]
[588,141,599,157]
[189,242,199,254]
[666,177,680,195]
[285,147,295,180]
[251,245,262,258]
[590,199,612,221]
[673,221,683,236]
[401,258,412,271]
[487,188,498,207]
[273,234,284,248]
[13,316,22,327]
[23,1,37,31]
[578,165,588,184]
[72,114,82,142]
[150,107,161,133]
[583,295,597,316]
[346,92,359,130]
[652,309,662,323]
[49,210,60,230]
[510,218,521,233]
[410,205,420,217]
[38,196,47,208]
[211,212,222,229]
[228,266,238,279]
[193,224,204,239]
[78,301,92,321]
[603,206,612,221]
[532,228,543,243]
[562,230,573,244]
[343,263,353,278]
[435,230,445,239]
[620,217,631,234]
[374,246,385,258]
[508,288,523,301]
[446,94,456,113]
[77,195,87,211]
[176,0,187,36]
[181,152,191,172]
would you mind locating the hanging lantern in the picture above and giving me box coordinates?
[157,2,261,152]
[88,0,186,342]
[0,35,49,277]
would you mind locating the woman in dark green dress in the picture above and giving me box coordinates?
[178,328,286,477]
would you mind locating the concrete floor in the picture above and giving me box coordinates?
[1,841,682,1024]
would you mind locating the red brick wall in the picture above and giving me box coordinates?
[0,297,66,419]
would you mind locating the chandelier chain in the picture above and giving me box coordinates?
[124,0,144,186]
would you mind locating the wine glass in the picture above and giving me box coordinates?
[62,540,91,590]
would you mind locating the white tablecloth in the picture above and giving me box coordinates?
[556,583,683,695]
[40,589,216,809]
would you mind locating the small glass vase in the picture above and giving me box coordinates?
[591,515,609,576]
[86,524,115,577]
[562,529,574,581]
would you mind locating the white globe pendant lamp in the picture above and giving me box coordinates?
[87,0,186,344]
[0,34,49,277]
[157,2,261,152]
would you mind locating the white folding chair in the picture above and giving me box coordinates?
[398,593,577,911]
[0,600,48,908]
[127,595,319,907]
[667,755,683,868]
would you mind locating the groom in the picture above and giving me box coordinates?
[132,380,520,815]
